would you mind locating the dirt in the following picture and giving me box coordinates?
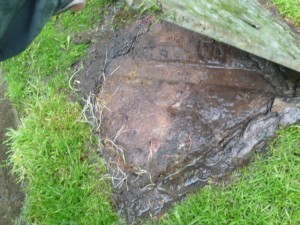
[259,0,300,35]
[0,81,24,225]
[75,11,300,223]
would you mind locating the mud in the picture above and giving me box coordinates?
[76,15,300,223]
[0,80,24,225]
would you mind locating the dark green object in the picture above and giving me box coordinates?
[0,0,73,61]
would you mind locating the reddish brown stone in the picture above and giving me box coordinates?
[77,18,300,222]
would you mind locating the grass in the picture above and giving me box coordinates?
[1,0,118,224]
[2,3,101,108]
[272,0,300,25]
[1,0,300,224]
[159,125,300,224]
[6,96,116,224]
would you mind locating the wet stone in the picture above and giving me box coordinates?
[77,18,300,223]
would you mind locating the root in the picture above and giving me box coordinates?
[69,64,83,91]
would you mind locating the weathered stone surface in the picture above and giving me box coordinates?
[77,17,300,223]
[127,0,300,72]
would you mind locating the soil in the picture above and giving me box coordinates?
[75,10,300,223]
[259,0,300,35]
[0,81,24,225]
